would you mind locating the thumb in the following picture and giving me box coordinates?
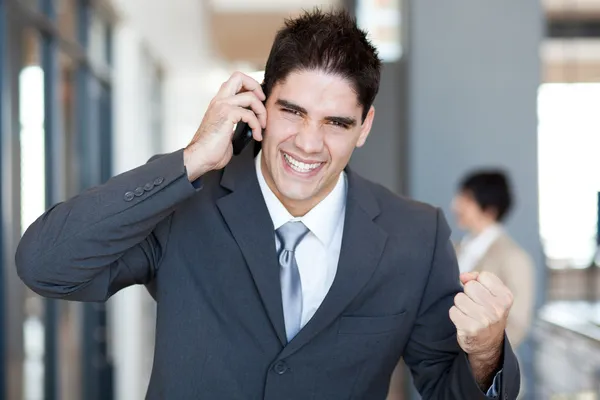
[459,271,479,285]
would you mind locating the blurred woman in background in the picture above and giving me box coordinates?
[452,170,535,350]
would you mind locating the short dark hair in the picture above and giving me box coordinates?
[459,170,513,222]
[263,8,381,121]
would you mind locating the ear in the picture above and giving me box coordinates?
[356,106,375,148]
[483,206,499,222]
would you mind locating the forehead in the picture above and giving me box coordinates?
[457,190,477,203]
[272,70,361,116]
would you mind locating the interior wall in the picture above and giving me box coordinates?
[406,2,543,397]
[349,61,406,195]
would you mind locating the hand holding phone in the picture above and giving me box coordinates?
[183,72,266,182]
[232,83,266,155]
[231,120,254,156]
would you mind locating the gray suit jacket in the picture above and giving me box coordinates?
[16,144,520,399]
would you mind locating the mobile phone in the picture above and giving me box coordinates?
[231,84,265,156]
[232,119,254,156]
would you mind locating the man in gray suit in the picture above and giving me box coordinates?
[16,9,520,399]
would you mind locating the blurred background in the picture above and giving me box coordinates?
[0,0,599,399]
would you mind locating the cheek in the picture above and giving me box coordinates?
[463,206,479,221]
[324,132,360,162]
[453,202,471,221]
[264,117,300,147]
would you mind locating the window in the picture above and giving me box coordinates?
[1,1,115,398]
[538,83,600,268]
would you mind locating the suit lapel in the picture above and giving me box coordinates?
[281,169,388,358]
[216,144,287,346]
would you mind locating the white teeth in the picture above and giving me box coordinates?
[283,153,322,173]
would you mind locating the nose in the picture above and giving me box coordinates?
[294,123,324,154]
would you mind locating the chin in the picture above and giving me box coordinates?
[275,182,318,202]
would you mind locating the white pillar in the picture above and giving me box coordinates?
[110,24,158,400]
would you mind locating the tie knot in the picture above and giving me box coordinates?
[276,221,309,251]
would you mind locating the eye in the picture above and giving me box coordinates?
[329,120,349,129]
[282,108,302,116]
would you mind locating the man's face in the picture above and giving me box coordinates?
[260,70,374,215]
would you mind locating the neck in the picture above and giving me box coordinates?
[470,220,497,236]
[282,199,318,218]
[277,179,338,218]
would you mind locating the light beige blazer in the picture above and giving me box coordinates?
[468,232,535,349]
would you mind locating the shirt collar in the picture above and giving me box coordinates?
[461,223,503,254]
[255,150,347,246]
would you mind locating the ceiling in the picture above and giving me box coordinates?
[108,0,600,82]
[207,0,600,68]
[207,0,342,68]
[110,0,213,72]
[544,0,600,18]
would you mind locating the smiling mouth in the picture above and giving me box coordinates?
[282,153,324,174]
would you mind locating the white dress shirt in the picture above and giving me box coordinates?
[255,150,347,328]
[456,224,503,274]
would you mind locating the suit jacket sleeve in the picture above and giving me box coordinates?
[15,149,199,302]
[402,208,520,400]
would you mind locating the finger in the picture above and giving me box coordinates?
[216,72,265,101]
[476,271,506,297]
[236,108,263,141]
[463,280,494,308]
[454,292,488,322]
[449,305,474,330]
[226,92,267,129]
[460,271,479,285]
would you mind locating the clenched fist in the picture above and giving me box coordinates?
[450,271,513,358]
[183,72,267,182]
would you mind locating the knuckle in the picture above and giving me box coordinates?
[464,281,477,294]
[456,292,468,302]
[243,108,255,120]
[480,318,491,329]
[464,326,478,337]
[479,271,492,281]
[213,100,227,113]
[495,310,504,321]
[227,107,241,121]
[506,290,514,304]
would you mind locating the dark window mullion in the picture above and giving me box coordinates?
[40,0,64,399]
[77,2,111,400]
[0,0,7,396]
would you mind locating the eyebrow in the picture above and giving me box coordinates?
[275,99,357,127]
[275,99,308,114]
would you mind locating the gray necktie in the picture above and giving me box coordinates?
[276,221,309,342]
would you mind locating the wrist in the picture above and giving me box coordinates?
[469,347,502,367]
[183,146,211,182]
[470,339,503,364]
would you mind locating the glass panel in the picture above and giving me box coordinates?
[19,0,39,11]
[538,83,600,269]
[56,0,78,42]
[19,28,45,400]
[58,301,82,400]
[57,51,82,400]
[88,12,108,67]
[60,52,79,197]
[356,0,402,62]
